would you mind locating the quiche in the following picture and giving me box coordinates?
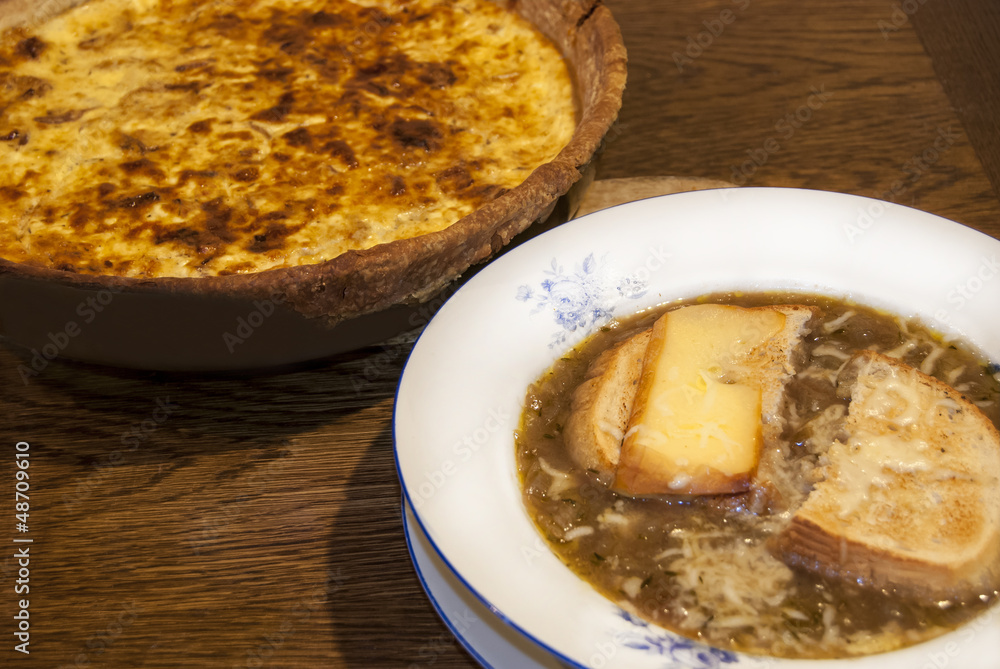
[0,0,624,368]
[0,0,576,278]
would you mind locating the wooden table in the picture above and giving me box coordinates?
[2,1,999,667]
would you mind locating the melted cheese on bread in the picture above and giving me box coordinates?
[616,304,787,495]
[776,350,1000,600]
[0,0,576,277]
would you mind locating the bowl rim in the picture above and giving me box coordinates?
[402,496,567,669]
[393,185,1000,669]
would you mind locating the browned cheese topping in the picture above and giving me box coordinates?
[0,0,576,276]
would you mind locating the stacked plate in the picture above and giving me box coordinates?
[393,188,1000,668]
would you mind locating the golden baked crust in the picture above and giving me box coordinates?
[0,0,625,331]
[0,0,575,278]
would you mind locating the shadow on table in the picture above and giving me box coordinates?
[324,422,476,668]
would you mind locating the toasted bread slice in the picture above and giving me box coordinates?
[774,350,1000,600]
[749,304,823,511]
[612,304,816,496]
[751,305,818,444]
[564,329,652,481]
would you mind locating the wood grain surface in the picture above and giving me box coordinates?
[2,1,999,668]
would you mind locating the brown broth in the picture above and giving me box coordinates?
[515,292,1000,659]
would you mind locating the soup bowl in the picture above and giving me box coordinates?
[393,187,1000,668]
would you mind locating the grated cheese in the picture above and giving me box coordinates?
[812,344,852,361]
[920,343,947,376]
[562,526,594,542]
[821,310,855,333]
[537,458,573,499]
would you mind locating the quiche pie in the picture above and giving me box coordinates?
[0,0,625,366]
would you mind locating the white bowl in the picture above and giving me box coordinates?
[403,499,566,668]
[393,187,1000,669]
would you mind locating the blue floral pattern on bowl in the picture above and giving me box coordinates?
[615,610,739,669]
[516,253,647,347]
